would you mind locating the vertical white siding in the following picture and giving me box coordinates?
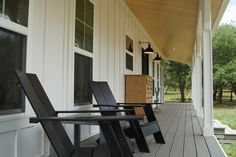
[0,0,157,156]
[107,0,115,91]
[17,126,43,157]
[43,0,66,110]
[114,0,121,99]
[119,0,125,101]
[0,132,15,157]
[99,0,108,81]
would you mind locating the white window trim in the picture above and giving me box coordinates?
[0,18,28,35]
[71,0,95,110]
[125,33,135,74]
[74,0,94,57]
[0,1,29,119]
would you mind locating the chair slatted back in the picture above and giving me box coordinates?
[90,81,121,116]
[15,71,74,157]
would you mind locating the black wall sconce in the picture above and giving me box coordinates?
[154,54,162,63]
[139,41,155,54]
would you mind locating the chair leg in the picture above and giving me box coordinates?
[111,122,134,157]
[128,120,150,152]
[153,131,165,144]
[144,105,165,144]
[125,107,150,152]
[99,121,133,157]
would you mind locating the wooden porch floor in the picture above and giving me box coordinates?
[81,103,227,157]
[133,103,226,157]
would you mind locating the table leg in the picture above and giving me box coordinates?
[74,124,80,148]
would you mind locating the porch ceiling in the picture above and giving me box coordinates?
[125,0,224,65]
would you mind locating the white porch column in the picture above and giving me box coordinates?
[159,61,164,103]
[153,62,158,101]
[195,2,203,118]
[202,0,214,136]
[196,54,203,117]
[192,51,197,109]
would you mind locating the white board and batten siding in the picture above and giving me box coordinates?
[0,0,156,156]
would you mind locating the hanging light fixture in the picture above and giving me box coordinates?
[139,41,155,54]
[154,54,162,63]
[144,43,155,54]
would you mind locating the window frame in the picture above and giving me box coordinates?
[0,0,29,116]
[0,28,26,115]
[73,0,94,106]
[74,0,94,53]
[125,34,134,73]
[74,53,93,106]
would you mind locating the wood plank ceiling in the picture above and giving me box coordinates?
[125,0,223,64]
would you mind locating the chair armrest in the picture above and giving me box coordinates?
[29,115,143,123]
[93,104,145,108]
[55,109,133,114]
[117,102,163,106]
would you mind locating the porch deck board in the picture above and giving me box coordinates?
[155,104,183,157]
[191,110,211,157]
[205,136,226,157]
[80,103,226,157]
[183,106,196,157]
[134,102,181,157]
[134,103,226,157]
[168,104,185,157]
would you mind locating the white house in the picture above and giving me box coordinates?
[0,0,229,156]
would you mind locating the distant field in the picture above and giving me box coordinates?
[214,105,236,129]
[213,91,236,129]
[164,91,192,102]
[222,144,236,157]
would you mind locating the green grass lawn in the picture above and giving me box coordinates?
[213,93,236,157]
[213,91,236,129]
[222,144,236,157]
[214,103,236,157]
[165,90,192,102]
[214,104,236,129]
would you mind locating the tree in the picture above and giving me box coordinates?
[213,65,227,103]
[164,61,191,102]
[224,59,236,102]
[213,24,236,65]
[213,23,236,103]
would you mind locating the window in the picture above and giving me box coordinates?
[0,0,28,115]
[74,0,94,106]
[126,35,133,53]
[126,53,133,71]
[74,54,92,105]
[125,35,133,71]
[0,1,2,17]
[0,27,26,115]
[1,0,29,26]
[75,0,94,53]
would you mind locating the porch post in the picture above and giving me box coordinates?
[196,43,203,117]
[196,54,203,117]
[153,61,158,102]
[192,51,197,109]
[195,2,203,118]
[202,0,214,136]
[159,61,164,103]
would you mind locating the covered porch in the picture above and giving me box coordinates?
[0,0,230,156]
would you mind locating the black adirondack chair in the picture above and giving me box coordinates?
[90,81,165,153]
[15,70,143,157]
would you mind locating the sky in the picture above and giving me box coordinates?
[220,0,236,24]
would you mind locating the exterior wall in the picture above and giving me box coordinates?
[0,0,156,156]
